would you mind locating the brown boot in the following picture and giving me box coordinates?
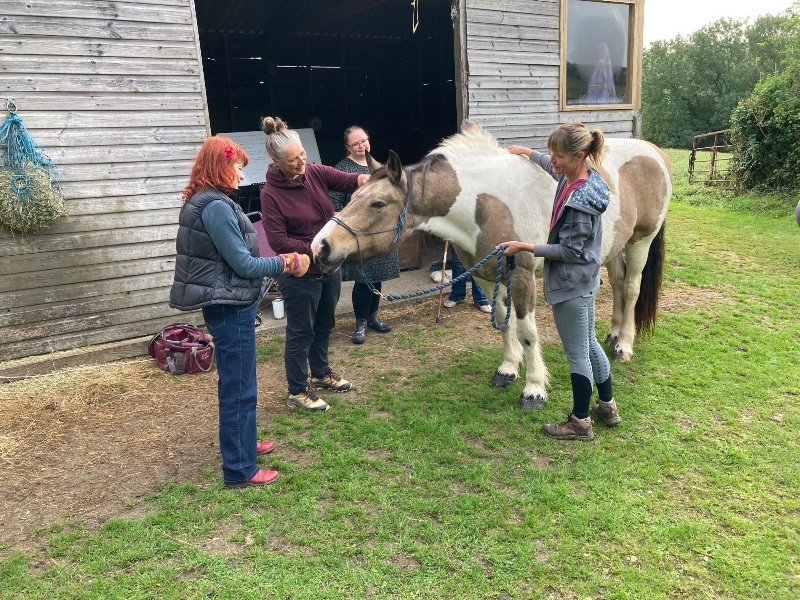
[542,413,594,441]
[591,399,622,426]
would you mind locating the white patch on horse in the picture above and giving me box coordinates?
[431,153,556,255]
[311,220,337,256]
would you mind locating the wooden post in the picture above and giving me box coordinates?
[452,0,468,126]
[709,132,718,182]
[436,241,450,323]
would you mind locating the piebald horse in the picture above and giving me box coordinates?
[312,131,672,407]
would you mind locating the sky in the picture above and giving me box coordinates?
[643,0,796,46]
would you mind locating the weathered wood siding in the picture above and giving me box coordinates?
[465,0,637,148]
[0,0,208,363]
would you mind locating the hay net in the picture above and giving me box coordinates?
[0,99,66,233]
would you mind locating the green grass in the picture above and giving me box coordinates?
[2,158,799,599]
[665,148,798,219]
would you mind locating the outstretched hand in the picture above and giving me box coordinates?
[496,241,534,256]
[279,252,311,277]
[506,145,533,157]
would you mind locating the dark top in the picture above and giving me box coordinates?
[170,189,282,310]
[260,162,360,275]
[527,150,610,304]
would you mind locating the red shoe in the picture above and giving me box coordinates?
[226,468,279,487]
[256,440,275,455]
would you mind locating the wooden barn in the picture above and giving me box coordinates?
[0,0,644,375]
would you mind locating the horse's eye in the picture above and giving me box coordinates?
[370,201,386,209]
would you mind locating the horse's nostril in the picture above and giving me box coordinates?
[313,239,331,268]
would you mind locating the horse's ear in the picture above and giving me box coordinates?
[386,150,403,185]
[365,151,383,175]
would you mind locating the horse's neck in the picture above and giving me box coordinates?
[404,161,475,248]
[404,155,556,251]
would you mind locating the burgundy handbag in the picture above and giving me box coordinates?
[148,323,215,375]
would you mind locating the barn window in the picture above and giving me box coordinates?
[559,0,643,110]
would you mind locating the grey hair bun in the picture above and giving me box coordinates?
[260,116,287,135]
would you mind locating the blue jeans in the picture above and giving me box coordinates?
[448,248,488,305]
[202,301,260,485]
[278,272,341,394]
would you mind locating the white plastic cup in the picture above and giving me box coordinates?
[272,298,285,319]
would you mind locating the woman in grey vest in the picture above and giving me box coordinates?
[170,135,310,486]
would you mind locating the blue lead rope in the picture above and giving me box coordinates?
[373,246,516,331]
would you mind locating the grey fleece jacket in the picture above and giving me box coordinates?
[527,150,610,305]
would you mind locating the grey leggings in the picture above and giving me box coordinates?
[550,288,610,386]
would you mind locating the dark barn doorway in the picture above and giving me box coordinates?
[193,0,457,171]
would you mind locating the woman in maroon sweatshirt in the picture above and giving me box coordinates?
[259,116,369,412]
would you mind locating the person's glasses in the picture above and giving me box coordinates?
[348,138,369,148]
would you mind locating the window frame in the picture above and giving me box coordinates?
[559,0,644,112]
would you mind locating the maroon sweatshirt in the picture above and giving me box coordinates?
[260,162,360,274]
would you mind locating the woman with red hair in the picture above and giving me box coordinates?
[170,135,310,487]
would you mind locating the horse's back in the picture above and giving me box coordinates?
[601,138,672,194]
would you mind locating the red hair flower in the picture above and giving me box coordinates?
[223,146,234,159]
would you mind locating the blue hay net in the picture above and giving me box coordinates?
[0,103,60,183]
[0,99,65,232]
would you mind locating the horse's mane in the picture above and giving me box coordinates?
[428,130,507,163]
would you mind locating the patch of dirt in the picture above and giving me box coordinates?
[0,275,722,558]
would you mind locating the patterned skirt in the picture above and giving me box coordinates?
[341,251,400,283]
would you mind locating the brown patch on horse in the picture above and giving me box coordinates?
[615,156,668,242]
[649,143,674,183]
[412,154,461,217]
[470,193,536,318]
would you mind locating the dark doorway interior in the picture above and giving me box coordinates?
[194,0,457,171]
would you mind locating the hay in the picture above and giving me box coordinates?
[0,160,66,233]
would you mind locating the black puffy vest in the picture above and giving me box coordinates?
[169,189,262,311]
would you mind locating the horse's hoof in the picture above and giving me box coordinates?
[613,348,632,362]
[605,333,618,347]
[519,394,545,411]
[491,370,518,388]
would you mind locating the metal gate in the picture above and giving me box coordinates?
[688,130,737,189]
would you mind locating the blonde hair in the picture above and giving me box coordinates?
[259,116,301,161]
[547,122,605,164]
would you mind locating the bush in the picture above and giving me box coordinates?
[730,66,800,191]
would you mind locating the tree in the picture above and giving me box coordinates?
[731,4,800,190]
[641,19,760,148]
[641,39,695,148]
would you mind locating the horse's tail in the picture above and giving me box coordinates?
[634,222,665,334]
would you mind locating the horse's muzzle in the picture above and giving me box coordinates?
[312,238,344,274]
